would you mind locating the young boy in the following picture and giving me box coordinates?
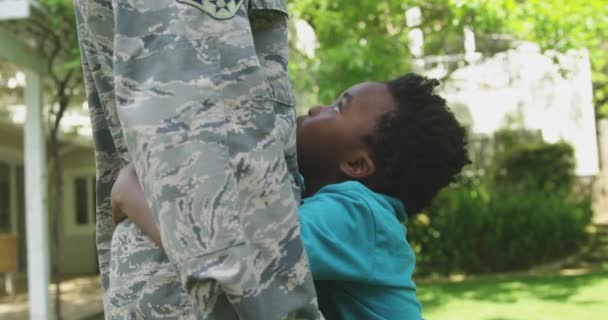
[112,73,470,319]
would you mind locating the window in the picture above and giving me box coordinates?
[91,179,96,223]
[16,165,26,272]
[0,161,10,233]
[74,177,89,225]
[68,173,96,232]
[0,156,25,271]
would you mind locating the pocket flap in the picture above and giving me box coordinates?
[249,0,287,15]
[177,0,245,19]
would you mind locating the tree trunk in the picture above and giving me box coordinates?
[50,100,68,320]
[50,133,62,320]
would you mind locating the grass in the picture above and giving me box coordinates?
[418,271,608,320]
[82,313,104,320]
[83,271,608,320]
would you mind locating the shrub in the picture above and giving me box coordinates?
[409,180,489,275]
[483,191,591,271]
[497,142,575,195]
[409,139,592,276]
[410,188,591,275]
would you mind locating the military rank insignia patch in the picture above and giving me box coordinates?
[177,0,244,19]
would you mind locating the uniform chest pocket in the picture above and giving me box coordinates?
[176,0,245,19]
[248,0,294,108]
[248,0,288,15]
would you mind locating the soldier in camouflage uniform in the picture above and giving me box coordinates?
[74,0,323,318]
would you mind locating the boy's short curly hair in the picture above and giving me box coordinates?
[364,73,470,215]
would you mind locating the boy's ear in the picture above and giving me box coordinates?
[339,151,375,179]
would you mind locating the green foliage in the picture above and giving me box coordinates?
[409,180,489,274]
[411,187,591,275]
[409,139,592,275]
[498,0,608,118]
[498,142,575,195]
[0,0,83,105]
[289,0,414,104]
[289,0,608,117]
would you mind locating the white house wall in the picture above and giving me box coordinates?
[59,148,97,275]
[441,47,599,176]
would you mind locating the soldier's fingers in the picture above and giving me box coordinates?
[112,208,127,225]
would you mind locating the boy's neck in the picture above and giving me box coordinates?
[302,174,343,198]
[303,174,381,198]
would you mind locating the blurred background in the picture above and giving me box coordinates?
[0,0,607,319]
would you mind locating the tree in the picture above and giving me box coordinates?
[0,1,83,318]
[484,0,608,117]
[289,0,608,118]
[289,0,413,105]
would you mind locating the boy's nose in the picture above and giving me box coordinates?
[308,105,325,116]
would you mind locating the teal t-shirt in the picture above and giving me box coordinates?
[299,181,422,320]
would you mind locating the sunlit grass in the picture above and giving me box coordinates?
[84,272,608,320]
[418,271,608,320]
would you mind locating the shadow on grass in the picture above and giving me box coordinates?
[418,271,608,311]
[85,272,607,319]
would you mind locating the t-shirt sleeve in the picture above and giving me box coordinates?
[299,189,376,282]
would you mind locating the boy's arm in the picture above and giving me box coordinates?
[111,164,163,247]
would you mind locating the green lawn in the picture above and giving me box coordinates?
[85,272,608,320]
[418,271,608,320]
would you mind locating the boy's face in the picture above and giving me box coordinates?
[296,82,396,181]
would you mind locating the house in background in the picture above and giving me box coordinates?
[425,46,600,177]
[0,107,98,289]
[403,5,607,223]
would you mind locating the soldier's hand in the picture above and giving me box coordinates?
[112,201,127,225]
[111,180,127,225]
[111,164,136,225]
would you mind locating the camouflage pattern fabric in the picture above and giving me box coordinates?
[74,0,321,318]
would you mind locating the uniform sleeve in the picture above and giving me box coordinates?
[110,3,252,261]
[109,3,321,317]
[75,3,122,292]
[299,190,376,282]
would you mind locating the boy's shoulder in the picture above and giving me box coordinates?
[307,181,407,222]
[306,181,376,209]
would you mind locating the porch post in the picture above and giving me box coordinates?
[24,70,51,320]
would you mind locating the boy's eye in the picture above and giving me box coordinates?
[333,100,344,113]
[330,93,348,113]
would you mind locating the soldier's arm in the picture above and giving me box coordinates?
[111,164,163,247]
